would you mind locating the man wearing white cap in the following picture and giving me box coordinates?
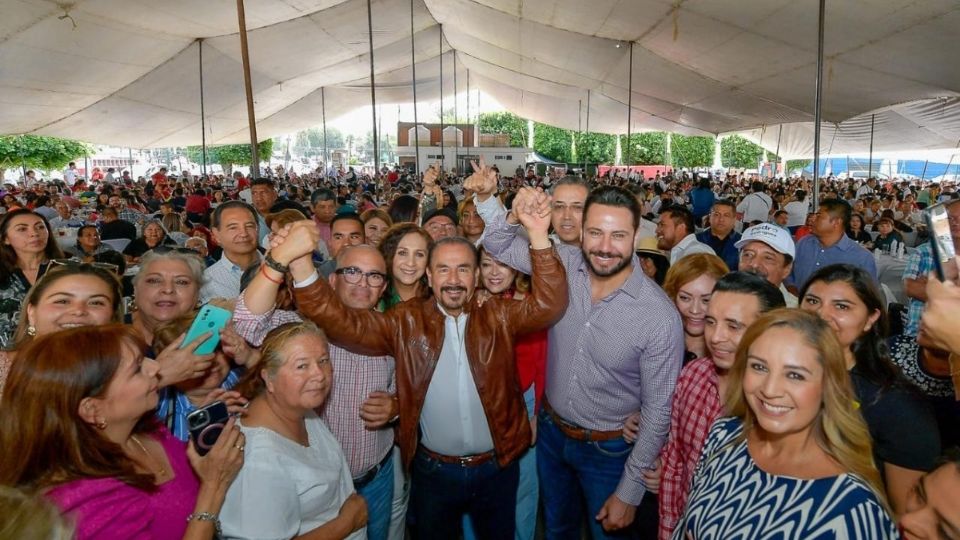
[735,223,798,307]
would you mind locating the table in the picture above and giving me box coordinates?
[55,228,77,252]
[877,253,908,304]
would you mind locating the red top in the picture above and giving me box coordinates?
[514,329,547,413]
[793,225,813,242]
[185,194,211,215]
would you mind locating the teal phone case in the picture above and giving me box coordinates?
[181,304,232,355]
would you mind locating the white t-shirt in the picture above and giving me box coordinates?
[737,192,772,223]
[784,200,809,227]
[221,414,365,540]
[63,168,77,186]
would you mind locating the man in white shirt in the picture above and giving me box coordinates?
[856,178,877,199]
[783,189,810,233]
[736,181,773,224]
[200,201,261,303]
[62,162,78,187]
[656,206,715,264]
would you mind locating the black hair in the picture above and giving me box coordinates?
[798,264,899,390]
[713,271,786,312]
[388,195,419,224]
[551,176,590,195]
[662,206,696,236]
[250,178,275,190]
[820,198,852,230]
[310,188,336,206]
[330,212,364,231]
[712,199,736,214]
[583,185,640,230]
[211,200,258,229]
[636,252,670,285]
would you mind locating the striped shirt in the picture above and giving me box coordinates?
[477,195,684,506]
[155,368,242,441]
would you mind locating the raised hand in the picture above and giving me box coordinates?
[423,161,441,187]
[515,188,553,248]
[270,220,320,266]
[464,158,497,201]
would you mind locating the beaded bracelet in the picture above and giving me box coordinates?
[187,512,222,537]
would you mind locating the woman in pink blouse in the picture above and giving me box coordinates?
[0,325,244,540]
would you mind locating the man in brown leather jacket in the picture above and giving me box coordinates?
[266,196,568,540]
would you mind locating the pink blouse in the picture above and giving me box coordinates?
[46,427,200,540]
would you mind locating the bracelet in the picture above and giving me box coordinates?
[263,253,289,273]
[260,264,284,285]
[187,512,222,537]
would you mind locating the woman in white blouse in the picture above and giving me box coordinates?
[221,322,368,539]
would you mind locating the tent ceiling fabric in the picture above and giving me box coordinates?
[2,0,960,155]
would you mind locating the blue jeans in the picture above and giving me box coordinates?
[411,448,519,540]
[464,387,539,540]
[537,408,638,540]
[355,451,395,540]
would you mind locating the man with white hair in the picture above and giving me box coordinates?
[734,223,798,307]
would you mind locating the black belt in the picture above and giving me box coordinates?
[352,449,393,489]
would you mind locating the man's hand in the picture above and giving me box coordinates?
[595,494,637,532]
[359,391,399,430]
[921,270,960,354]
[270,220,320,266]
[622,412,641,443]
[515,188,552,248]
[641,458,662,494]
[423,161,441,187]
[464,158,497,201]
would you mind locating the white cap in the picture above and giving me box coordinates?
[735,223,796,259]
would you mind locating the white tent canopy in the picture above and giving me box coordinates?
[2,0,960,154]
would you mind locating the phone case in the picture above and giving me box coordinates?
[181,304,232,355]
[186,400,230,456]
[925,202,958,281]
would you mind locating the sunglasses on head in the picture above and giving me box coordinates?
[49,258,120,274]
[150,246,202,256]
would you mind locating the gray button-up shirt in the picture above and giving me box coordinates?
[477,196,683,505]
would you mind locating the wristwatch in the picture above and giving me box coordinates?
[263,253,289,273]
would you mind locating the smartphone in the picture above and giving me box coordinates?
[925,201,959,282]
[187,400,230,456]
[181,304,232,355]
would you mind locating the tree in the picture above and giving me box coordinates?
[185,140,274,175]
[720,135,766,169]
[786,159,812,173]
[293,127,345,158]
[572,132,617,164]
[621,132,667,165]
[671,134,715,168]
[533,123,572,163]
[477,112,527,147]
[0,135,91,180]
[435,106,468,124]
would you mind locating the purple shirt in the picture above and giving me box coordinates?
[47,427,199,540]
[478,197,684,505]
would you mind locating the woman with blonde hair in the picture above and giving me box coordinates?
[360,208,393,248]
[675,309,898,538]
[662,253,729,363]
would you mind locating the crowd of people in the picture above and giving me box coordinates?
[0,160,958,540]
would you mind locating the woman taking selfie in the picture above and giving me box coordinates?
[0,325,244,539]
[675,309,898,538]
[799,264,940,514]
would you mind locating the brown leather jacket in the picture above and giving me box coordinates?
[294,246,568,470]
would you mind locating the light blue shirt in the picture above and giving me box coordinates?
[788,234,878,289]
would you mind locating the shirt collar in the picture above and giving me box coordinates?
[675,233,700,250]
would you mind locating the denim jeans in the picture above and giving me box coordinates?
[537,408,638,540]
[410,447,519,540]
[464,387,539,540]
[387,447,410,540]
[356,450,395,540]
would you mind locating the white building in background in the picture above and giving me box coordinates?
[394,122,530,175]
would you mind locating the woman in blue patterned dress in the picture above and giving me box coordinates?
[675,309,899,539]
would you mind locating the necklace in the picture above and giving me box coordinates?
[130,435,167,479]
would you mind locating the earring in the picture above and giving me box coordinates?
[26,325,36,337]
[96,419,107,430]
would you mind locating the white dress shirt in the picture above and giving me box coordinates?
[418,305,494,456]
[669,233,715,264]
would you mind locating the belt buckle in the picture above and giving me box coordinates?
[458,455,473,466]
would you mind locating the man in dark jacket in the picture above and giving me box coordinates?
[267,201,568,540]
[696,199,741,270]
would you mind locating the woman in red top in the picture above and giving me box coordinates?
[475,247,546,540]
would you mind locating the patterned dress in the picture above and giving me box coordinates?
[674,417,899,540]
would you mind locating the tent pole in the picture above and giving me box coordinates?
[236,0,260,179]
[942,139,960,180]
[626,42,634,166]
[198,39,208,178]
[129,148,133,177]
[366,0,379,177]
[321,87,328,173]
[774,124,782,177]
[454,51,459,174]
[439,26,444,173]
[811,0,825,211]
[920,160,929,181]
[409,0,420,178]
[868,113,875,180]
[758,125,766,175]
[586,90,591,175]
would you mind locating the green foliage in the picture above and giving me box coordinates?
[572,132,617,164]
[533,123,572,163]
[0,135,91,172]
[621,132,667,165]
[293,127,345,157]
[720,135,765,169]
[786,159,812,172]
[185,140,274,168]
[477,112,528,148]
[671,134,714,168]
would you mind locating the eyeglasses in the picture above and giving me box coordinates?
[49,258,120,274]
[334,266,387,287]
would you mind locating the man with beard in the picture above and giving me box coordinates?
[269,198,569,540]
[470,167,683,539]
[735,223,798,307]
[655,206,713,264]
